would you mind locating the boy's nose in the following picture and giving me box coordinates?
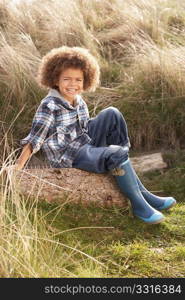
[69,80,77,86]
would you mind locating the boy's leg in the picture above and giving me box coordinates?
[113,158,165,224]
[88,106,176,211]
[72,143,129,173]
[88,107,130,147]
[73,106,130,173]
[134,172,176,210]
[72,144,165,224]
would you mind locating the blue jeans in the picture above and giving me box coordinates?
[72,107,130,173]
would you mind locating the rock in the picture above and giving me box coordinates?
[17,152,167,207]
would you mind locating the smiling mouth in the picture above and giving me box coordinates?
[66,89,77,93]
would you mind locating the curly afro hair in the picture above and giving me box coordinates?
[37,46,100,92]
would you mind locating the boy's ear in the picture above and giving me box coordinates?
[54,80,59,87]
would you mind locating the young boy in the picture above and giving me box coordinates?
[14,46,176,224]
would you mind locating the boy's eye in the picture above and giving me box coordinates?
[63,78,83,82]
[63,78,82,80]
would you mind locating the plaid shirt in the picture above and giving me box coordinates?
[21,89,92,167]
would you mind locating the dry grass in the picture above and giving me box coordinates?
[1,0,185,166]
[121,41,185,99]
[0,156,108,277]
[0,0,184,97]
[0,0,185,278]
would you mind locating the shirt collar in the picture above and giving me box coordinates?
[47,89,80,109]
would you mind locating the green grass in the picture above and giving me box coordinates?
[1,151,185,278]
[34,202,185,278]
[16,151,184,278]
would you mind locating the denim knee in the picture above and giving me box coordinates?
[105,145,129,171]
[101,106,120,118]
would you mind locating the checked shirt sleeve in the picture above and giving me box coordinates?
[20,102,55,154]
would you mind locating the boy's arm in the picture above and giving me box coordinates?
[15,143,32,170]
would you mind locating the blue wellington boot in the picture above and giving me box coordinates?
[135,174,176,211]
[114,159,165,224]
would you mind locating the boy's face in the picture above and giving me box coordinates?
[56,68,84,104]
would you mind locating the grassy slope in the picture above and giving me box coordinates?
[34,152,185,278]
[1,151,185,278]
